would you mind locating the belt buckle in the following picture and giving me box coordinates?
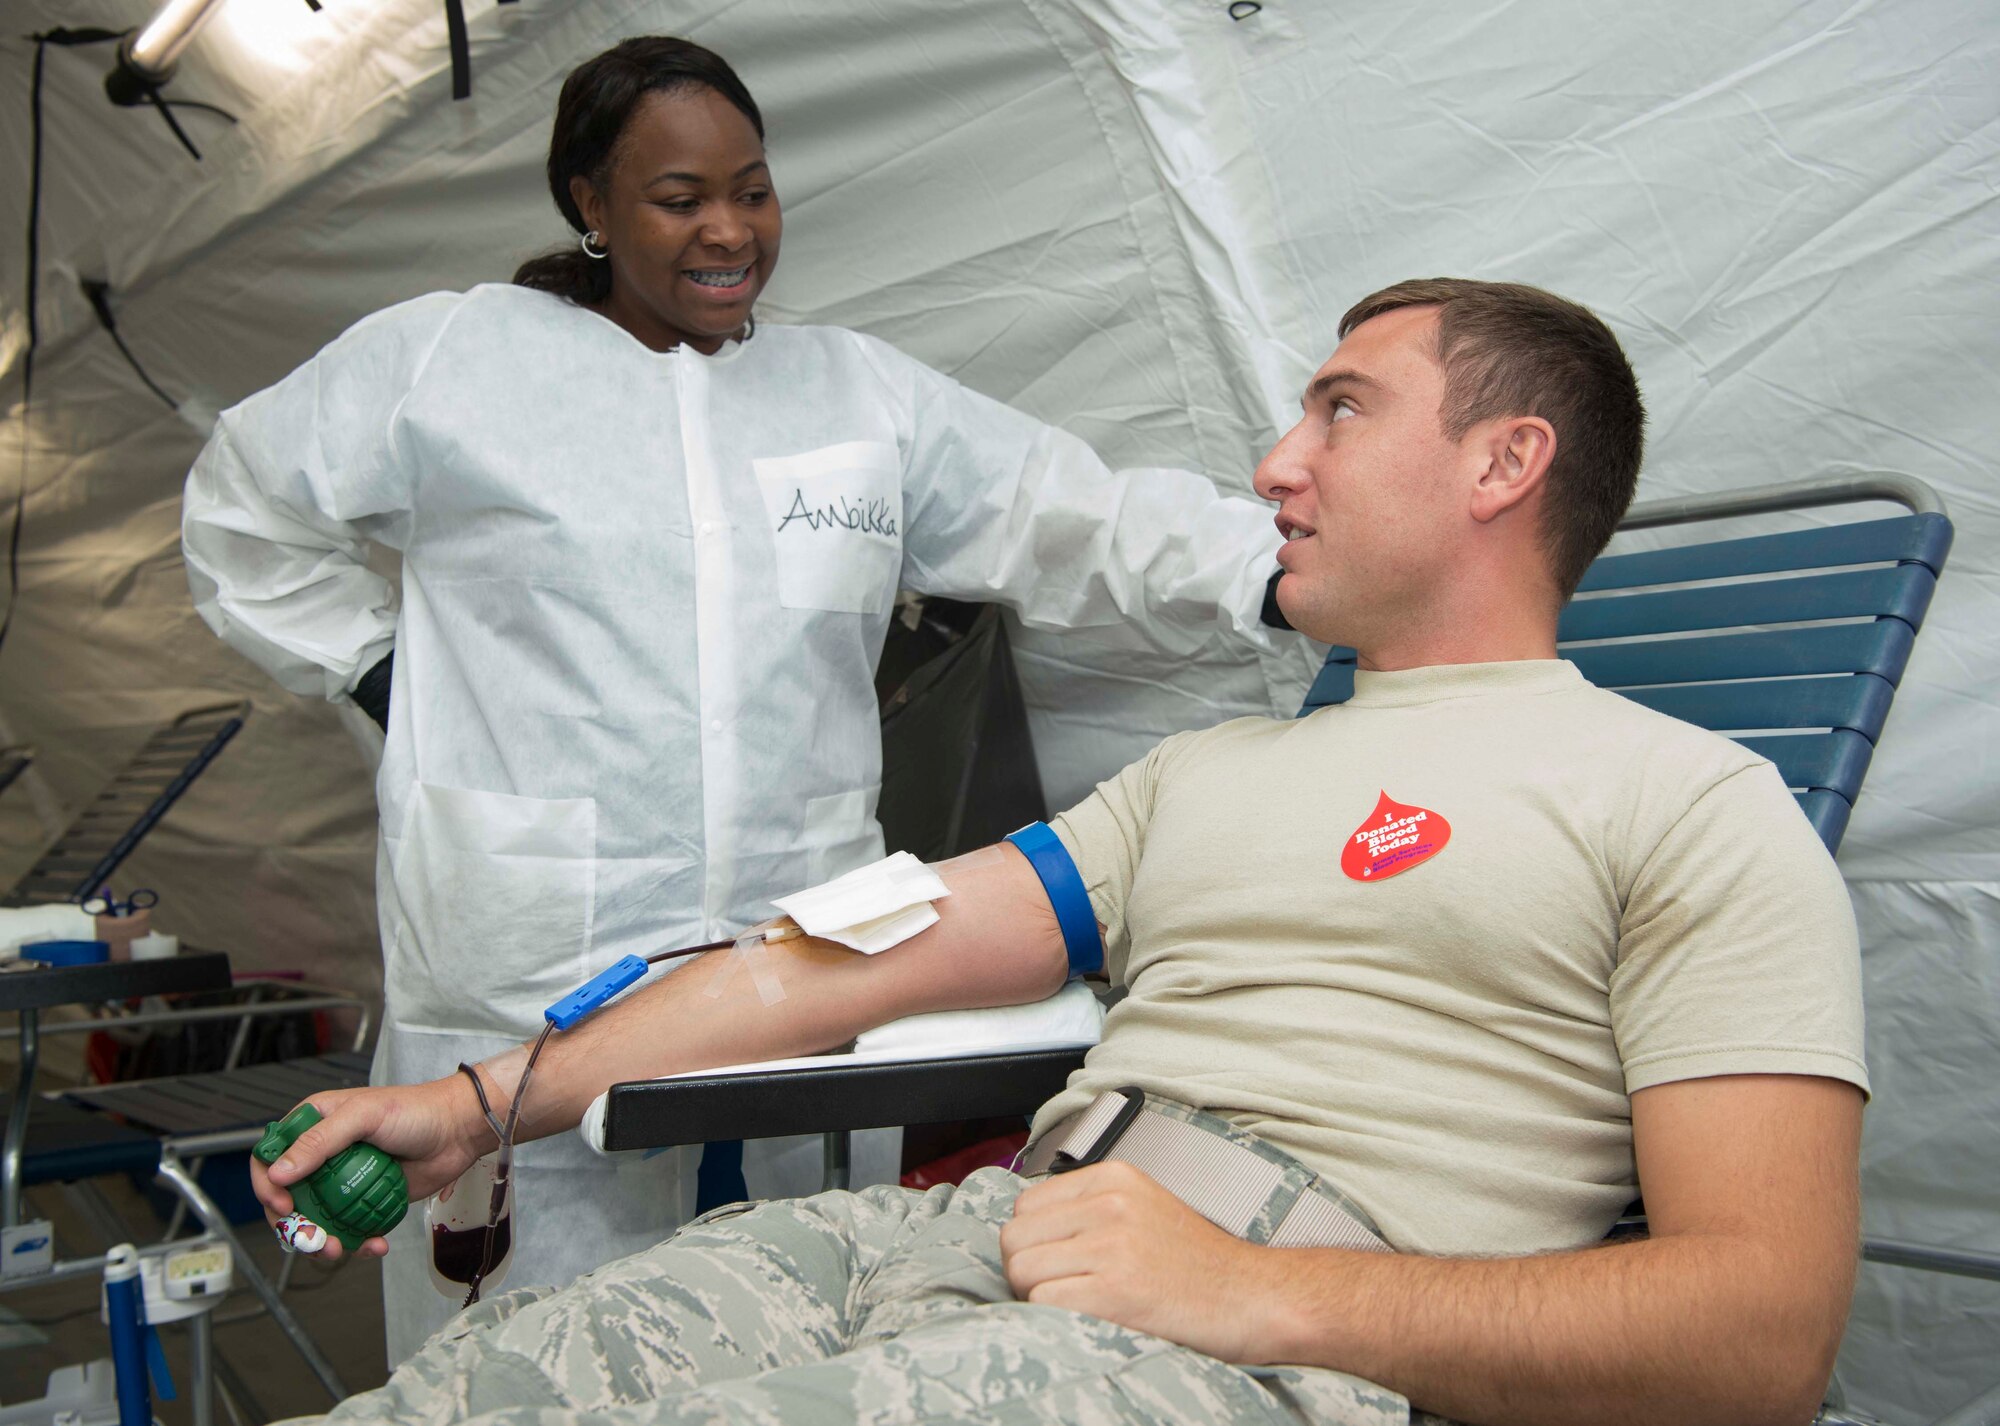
[1048,1086,1146,1174]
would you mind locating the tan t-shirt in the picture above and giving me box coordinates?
[1034,659,1866,1257]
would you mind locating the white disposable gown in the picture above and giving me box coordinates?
[182,283,1288,1357]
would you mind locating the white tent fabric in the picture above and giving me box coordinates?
[2,1,1994,1416]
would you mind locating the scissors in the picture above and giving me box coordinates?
[81,888,159,918]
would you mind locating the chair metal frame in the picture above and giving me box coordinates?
[2,964,371,1418]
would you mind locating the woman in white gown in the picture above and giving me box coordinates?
[181,36,1291,1360]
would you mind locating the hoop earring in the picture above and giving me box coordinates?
[580,231,609,260]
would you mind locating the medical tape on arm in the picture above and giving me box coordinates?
[934,842,1014,875]
[1004,821,1103,978]
[701,928,788,1006]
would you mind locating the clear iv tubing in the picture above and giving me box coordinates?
[460,924,803,1306]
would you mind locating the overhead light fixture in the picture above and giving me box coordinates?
[104,0,232,106]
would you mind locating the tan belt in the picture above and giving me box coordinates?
[1021,1087,1392,1254]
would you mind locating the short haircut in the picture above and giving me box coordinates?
[1339,278,1646,598]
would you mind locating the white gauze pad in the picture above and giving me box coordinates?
[772,851,950,954]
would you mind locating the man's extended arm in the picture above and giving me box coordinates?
[252,842,1068,1256]
[1003,1072,1861,1426]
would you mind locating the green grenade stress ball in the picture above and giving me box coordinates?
[253,1103,410,1252]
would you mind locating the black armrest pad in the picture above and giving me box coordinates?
[0,952,232,1013]
[601,1047,1090,1152]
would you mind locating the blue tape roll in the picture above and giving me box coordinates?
[21,940,109,966]
[1005,822,1104,978]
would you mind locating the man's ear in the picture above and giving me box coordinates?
[1470,416,1556,525]
[570,175,606,237]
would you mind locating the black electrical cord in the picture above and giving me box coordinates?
[81,278,179,412]
[2,37,52,661]
[153,95,239,157]
[115,82,240,161]
[444,0,471,100]
[143,84,203,159]
[7,26,238,659]
[0,33,118,657]
[97,24,242,159]
[162,97,239,124]
[444,0,520,102]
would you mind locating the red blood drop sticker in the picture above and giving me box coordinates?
[1341,790,1451,882]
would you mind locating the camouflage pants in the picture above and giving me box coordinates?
[309,1167,1410,1426]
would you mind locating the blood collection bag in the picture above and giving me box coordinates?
[426,1152,514,1300]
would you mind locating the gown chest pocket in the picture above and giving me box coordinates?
[753,441,903,616]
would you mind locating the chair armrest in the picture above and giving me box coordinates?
[0,952,232,1013]
[598,1046,1090,1152]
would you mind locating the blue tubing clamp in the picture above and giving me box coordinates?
[545,955,650,1030]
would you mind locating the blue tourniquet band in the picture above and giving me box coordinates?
[1005,821,1104,978]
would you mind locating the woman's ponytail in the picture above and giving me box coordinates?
[513,244,613,305]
